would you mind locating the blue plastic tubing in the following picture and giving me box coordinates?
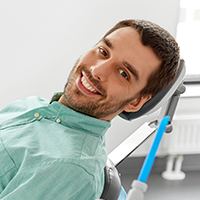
[138,116,170,183]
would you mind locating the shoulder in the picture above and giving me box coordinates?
[0,96,49,120]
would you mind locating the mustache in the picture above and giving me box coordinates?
[79,66,107,97]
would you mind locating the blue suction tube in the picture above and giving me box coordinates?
[137,116,170,183]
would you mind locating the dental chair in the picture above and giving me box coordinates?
[100,59,186,200]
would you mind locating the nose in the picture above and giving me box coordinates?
[90,60,113,82]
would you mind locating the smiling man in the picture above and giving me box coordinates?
[59,27,161,121]
[0,20,179,200]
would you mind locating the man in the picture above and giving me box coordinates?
[0,20,179,199]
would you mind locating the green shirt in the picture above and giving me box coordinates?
[0,95,111,200]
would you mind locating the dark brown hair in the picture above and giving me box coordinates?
[103,19,180,98]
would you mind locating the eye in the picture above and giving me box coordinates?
[119,69,128,79]
[99,47,108,58]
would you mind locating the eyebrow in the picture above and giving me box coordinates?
[102,38,140,81]
[102,38,113,49]
[123,62,140,81]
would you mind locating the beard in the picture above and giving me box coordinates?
[62,58,135,119]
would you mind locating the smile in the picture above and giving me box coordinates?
[81,76,98,93]
[76,72,101,96]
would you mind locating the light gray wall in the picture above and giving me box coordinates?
[0,0,181,153]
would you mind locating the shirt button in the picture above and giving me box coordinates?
[34,113,40,118]
[56,119,61,123]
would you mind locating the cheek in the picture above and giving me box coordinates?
[107,79,140,102]
[107,80,128,99]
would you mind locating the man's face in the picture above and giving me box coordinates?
[59,27,161,121]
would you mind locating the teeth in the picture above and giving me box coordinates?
[81,76,97,93]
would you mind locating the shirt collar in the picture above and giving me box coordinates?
[49,93,111,137]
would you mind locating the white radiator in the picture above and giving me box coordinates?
[162,114,200,180]
[166,115,200,155]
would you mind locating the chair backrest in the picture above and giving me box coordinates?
[100,159,121,200]
[100,59,186,200]
[119,59,186,120]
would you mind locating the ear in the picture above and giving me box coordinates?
[123,95,152,112]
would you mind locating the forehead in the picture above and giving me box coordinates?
[104,27,161,82]
[105,27,141,45]
[104,27,155,61]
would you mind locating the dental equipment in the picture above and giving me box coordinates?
[100,59,186,200]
